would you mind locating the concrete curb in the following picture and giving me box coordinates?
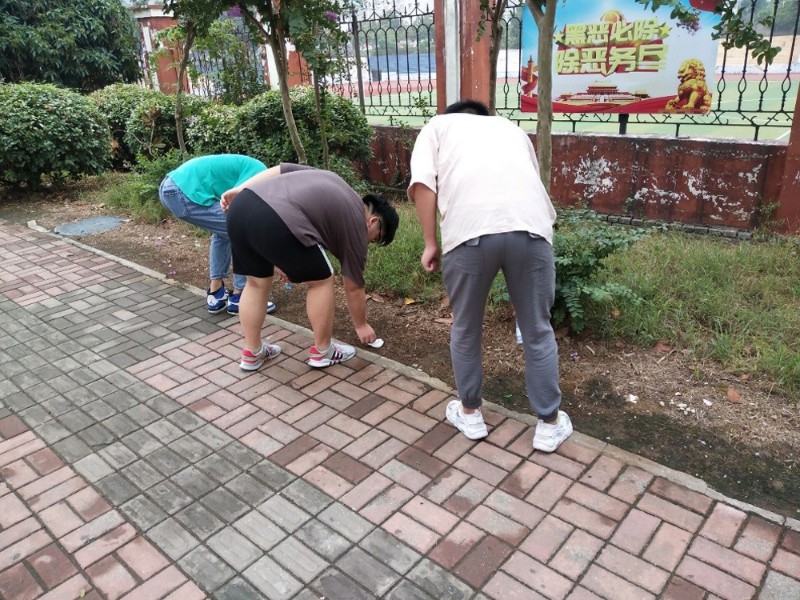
[32,221,797,531]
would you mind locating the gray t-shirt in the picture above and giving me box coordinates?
[246,163,368,287]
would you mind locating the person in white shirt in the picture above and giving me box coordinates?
[407,99,572,452]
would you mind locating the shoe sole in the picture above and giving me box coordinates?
[208,306,227,314]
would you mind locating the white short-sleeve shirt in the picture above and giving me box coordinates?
[408,114,556,254]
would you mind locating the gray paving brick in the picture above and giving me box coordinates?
[48,375,80,394]
[337,547,400,596]
[88,359,118,378]
[360,529,421,575]
[270,537,329,584]
[124,382,159,404]
[202,488,249,522]
[280,480,334,515]
[244,555,303,600]
[40,396,72,416]
[123,459,165,491]
[169,436,213,463]
[18,405,52,428]
[125,404,160,427]
[175,503,225,540]
[385,580,435,600]
[82,400,117,421]
[95,472,139,505]
[53,435,93,462]
[318,503,373,543]
[173,466,218,499]
[63,387,97,406]
[214,577,267,600]
[259,495,311,533]
[78,423,116,449]
[147,447,189,477]
[0,379,19,398]
[11,372,43,390]
[148,518,200,561]
[168,408,206,432]
[295,520,351,562]
[146,480,194,515]
[99,441,138,469]
[233,511,286,551]
[208,527,262,571]
[311,568,374,600]
[35,421,72,444]
[192,424,235,450]
[4,391,35,411]
[105,389,139,412]
[102,414,139,438]
[122,429,162,457]
[196,454,240,484]
[145,420,184,444]
[120,494,168,531]
[407,560,473,600]
[86,379,119,398]
[72,453,114,482]
[104,371,140,389]
[249,461,295,491]
[219,441,261,470]
[760,571,800,600]
[57,410,93,434]
[70,367,101,386]
[27,382,58,401]
[225,473,273,506]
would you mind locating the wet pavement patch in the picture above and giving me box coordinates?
[54,215,127,236]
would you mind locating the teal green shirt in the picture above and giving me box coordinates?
[168,154,267,206]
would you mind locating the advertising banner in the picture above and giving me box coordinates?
[520,0,722,113]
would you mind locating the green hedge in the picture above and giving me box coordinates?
[124,91,207,160]
[0,83,110,188]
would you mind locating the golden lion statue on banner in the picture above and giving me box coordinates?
[666,58,712,113]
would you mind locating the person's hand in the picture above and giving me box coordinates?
[421,244,441,273]
[220,187,241,212]
[355,323,376,344]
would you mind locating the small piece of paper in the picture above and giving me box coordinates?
[368,338,385,348]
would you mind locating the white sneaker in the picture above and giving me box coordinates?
[308,341,356,368]
[240,341,281,371]
[445,400,489,440]
[533,411,573,452]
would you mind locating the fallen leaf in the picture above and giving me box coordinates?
[654,341,672,353]
[369,295,385,303]
[740,374,750,381]
[727,388,742,404]
[403,298,416,305]
[439,296,451,309]
[554,326,569,340]
[434,317,453,325]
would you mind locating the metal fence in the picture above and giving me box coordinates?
[175,0,798,141]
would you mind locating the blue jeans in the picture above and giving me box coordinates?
[158,177,246,290]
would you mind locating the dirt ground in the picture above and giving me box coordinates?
[1,188,798,517]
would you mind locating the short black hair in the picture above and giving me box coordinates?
[445,100,490,116]
[363,194,399,246]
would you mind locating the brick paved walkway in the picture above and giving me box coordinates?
[0,220,798,600]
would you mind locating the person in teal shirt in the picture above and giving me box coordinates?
[158,154,276,315]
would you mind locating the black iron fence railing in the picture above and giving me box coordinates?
[148,0,797,141]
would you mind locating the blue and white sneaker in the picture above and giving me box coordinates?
[226,293,277,315]
[207,287,228,314]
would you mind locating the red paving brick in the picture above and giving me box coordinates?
[1,222,799,600]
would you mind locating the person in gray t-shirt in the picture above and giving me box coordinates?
[222,163,399,370]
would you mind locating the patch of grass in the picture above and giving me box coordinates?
[595,231,800,397]
[365,200,443,303]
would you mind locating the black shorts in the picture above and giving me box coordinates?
[226,189,333,283]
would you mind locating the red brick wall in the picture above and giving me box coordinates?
[366,125,789,231]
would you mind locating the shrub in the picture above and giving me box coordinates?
[185,103,241,155]
[0,83,110,188]
[89,84,161,169]
[552,210,649,332]
[234,86,373,167]
[124,91,207,160]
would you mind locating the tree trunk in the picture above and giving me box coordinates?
[312,72,330,169]
[527,0,556,193]
[174,24,196,158]
[487,1,507,114]
[242,7,307,164]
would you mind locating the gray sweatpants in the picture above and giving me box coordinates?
[442,231,562,420]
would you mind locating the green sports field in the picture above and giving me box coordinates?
[358,78,798,141]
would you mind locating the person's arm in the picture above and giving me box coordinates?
[343,276,376,344]
[220,164,282,210]
[409,183,441,273]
